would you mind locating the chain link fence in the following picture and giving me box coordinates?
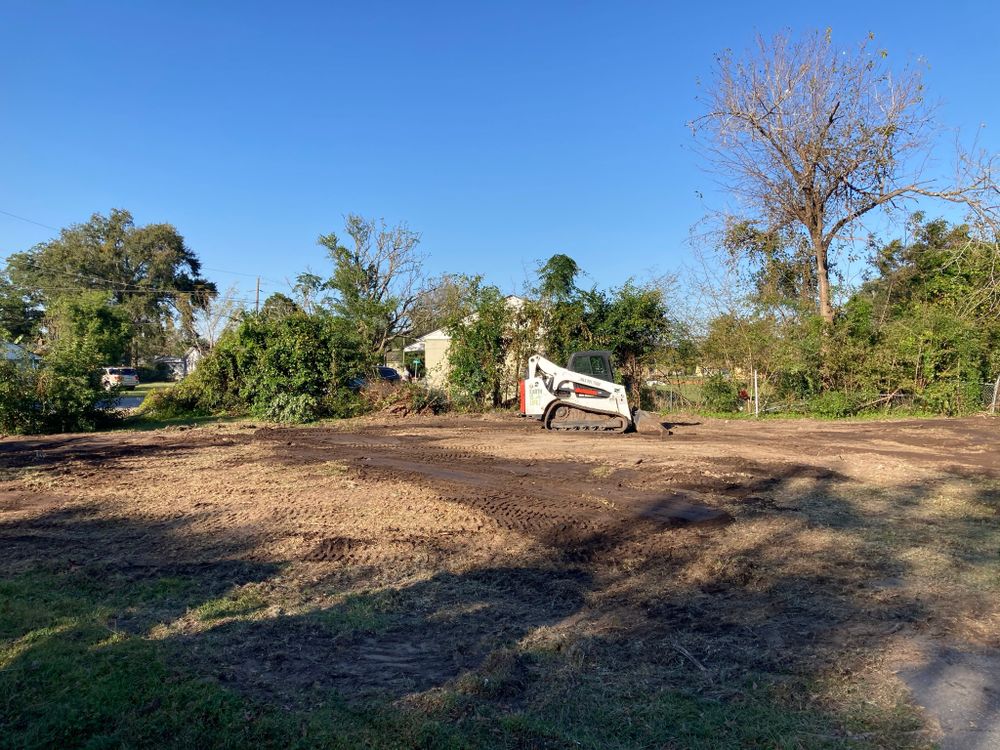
[642,371,1000,417]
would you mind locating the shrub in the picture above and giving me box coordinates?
[261,392,323,423]
[410,385,450,415]
[809,391,859,418]
[141,312,367,423]
[702,374,739,413]
[0,360,41,434]
[139,385,207,420]
[0,350,113,434]
[773,370,819,400]
[919,380,983,416]
[447,285,512,408]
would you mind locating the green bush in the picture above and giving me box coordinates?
[808,391,859,418]
[261,392,322,423]
[919,380,983,416]
[773,370,819,400]
[139,385,207,420]
[142,312,368,423]
[0,350,113,435]
[447,285,511,408]
[702,374,739,413]
[0,360,41,434]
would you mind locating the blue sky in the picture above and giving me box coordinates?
[1,1,998,304]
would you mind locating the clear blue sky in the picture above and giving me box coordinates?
[2,1,997,304]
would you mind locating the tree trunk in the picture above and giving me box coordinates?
[814,238,834,324]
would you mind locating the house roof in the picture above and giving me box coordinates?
[3,341,40,362]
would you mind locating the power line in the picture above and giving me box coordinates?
[1,208,289,288]
[4,257,219,295]
[4,254,281,297]
[0,209,59,231]
[202,266,283,286]
[27,285,258,302]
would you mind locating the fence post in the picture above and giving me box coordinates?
[991,375,1000,415]
[753,369,760,418]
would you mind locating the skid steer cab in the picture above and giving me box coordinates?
[519,351,647,433]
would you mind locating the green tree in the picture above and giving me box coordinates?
[0,272,42,344]
[538,254,580,302]
[292,272,325,314]
[319,214,426,372]
[537,254,588,366]
[721,220,817,313]
[447,284,512,408]
[46,292,133,366]
[260,293,301,320]
[5,209,216,362]
[592,282,673,402]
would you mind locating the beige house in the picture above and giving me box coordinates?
[404,295,528,389]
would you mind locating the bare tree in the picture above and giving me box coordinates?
[692,30,999,323]
[194,282,243,350]
[319,214,428,367]
[409,273,479,335]
[290,271,324,315]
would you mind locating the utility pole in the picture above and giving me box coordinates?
[255,276,260,315]
[753,369,760,418]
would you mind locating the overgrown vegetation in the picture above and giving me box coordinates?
[142,311,367,422]
[0,290,133,433]
[694,217,1000,416]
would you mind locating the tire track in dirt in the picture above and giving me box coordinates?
[254,427,729,564]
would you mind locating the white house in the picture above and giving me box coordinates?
[404,295,528,388]
[152,347,203,380]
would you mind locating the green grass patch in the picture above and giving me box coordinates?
[192,587,268,622]
[0,568,474,749]
[1,564,933,749]
[132,382,174,396]
[312,590,401,636]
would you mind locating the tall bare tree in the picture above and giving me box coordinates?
[319,214,427,367]
[692,30,999,324]
[194,283,243,350]
[409,273,478,335]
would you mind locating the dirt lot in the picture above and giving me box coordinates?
[2,414,999,748]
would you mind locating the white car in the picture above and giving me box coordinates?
[101,367,139,390]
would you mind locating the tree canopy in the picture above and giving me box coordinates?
[5,209,215,361]
[319,214,427,371]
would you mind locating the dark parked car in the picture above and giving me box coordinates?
[347,366,401,391]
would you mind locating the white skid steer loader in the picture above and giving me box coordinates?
[519,351,666,434]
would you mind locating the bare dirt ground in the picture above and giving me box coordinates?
[2,413,999,747]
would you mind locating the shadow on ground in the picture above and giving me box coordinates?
[1,427,998,748]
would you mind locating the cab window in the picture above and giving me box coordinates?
[568,353,613,382]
